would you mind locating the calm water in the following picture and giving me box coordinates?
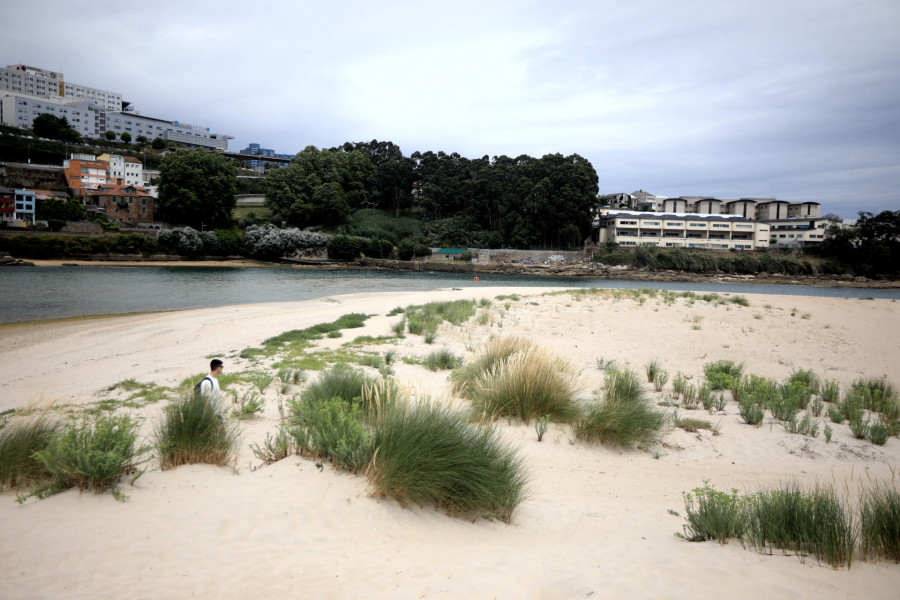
[1,265,898,324]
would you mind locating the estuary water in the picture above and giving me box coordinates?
[1,265,898,324]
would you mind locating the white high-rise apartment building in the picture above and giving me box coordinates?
[0,63,232,150]
[0,64,122,111]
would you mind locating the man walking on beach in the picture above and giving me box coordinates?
[199,358,224,414]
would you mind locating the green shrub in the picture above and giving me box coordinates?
[156,393,239,469]
[703,360,743,391]
[681,482,746,543]
[467,345,579,423]
[250,428,297,464]
[868,422,889,446]
[786,369,821,395]
[33,415,147,496]
[0,414,61,491]
[289,397,374,471]
[231,390,265,419]
[819,380,841,404]
[738,398,765,426]
[575,370,667,447]
[327,234,363,260]
[298,363,379,408]
[367,401,527,523]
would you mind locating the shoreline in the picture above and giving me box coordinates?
[15,257,900,289]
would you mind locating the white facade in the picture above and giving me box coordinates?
[0,64,122,111]
[767,218,832,247]
[104,112,231,150]
[98,153,144,187]
[0,63,231,150]
[595,209,770,250]
[0,95,104,138]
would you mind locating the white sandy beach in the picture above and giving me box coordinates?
[1,286,899,599]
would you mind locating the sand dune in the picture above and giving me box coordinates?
[1,286,898,599]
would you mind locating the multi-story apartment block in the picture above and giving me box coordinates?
[63,154,108,195]
[103,112,232,150]
[0,95,105,139]
[0,64,122,111]
[767,217,833,247]
[594,209,770,250]
[0,64,231,150]
[98,153,143,187]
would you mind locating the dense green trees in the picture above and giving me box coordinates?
[264,140,599,250]
[264,146,375,227]
[818,210,900,276]
[32,114,82,143]
[156,149,238,229]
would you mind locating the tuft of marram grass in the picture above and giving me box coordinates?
[450,336,535,397]
[156,392,239,470]
[424,348,463,371]
[366,400,528,523]
[0,413,61,491]
[575,369,667,448]
[859,481,900,562]
[466,344,580,423]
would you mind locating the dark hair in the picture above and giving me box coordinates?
[210,359,224,371]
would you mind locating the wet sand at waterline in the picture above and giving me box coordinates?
[1,287,898,599]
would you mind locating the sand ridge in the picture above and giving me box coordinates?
[1,286,898,599]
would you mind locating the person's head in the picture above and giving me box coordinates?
[210,359,224,377]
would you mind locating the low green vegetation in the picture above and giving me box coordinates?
[241,313,371,357]
[703,360,744,391]
[424,348,463,371]
[29,415,147,500]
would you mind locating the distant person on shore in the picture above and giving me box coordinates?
[198,358,224,414]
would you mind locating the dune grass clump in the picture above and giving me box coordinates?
[424,348,463,371]
[299,362,380,407]
[703,360,743,391]
[0,413,61,491]
[744,482,855,568]
[645,359,662,383]
[156,393,239,469]
[32,415,147,498]
[859,482,900,562]
[680,481,857,569]
[367,400,527,523]
[451,336,535,396]
[465,343,579,423]
[575,369,667,448]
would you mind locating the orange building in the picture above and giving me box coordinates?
[88,183,155,225]
[63,154,108,196]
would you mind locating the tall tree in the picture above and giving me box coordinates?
[32,114,82,143]
[156,149,237,229]
[265,146,374,227]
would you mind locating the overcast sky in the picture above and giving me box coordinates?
[5,0,899,217]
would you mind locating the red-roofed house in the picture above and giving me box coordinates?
[88,183,155,225]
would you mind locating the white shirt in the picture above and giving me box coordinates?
[200,376,222,413]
